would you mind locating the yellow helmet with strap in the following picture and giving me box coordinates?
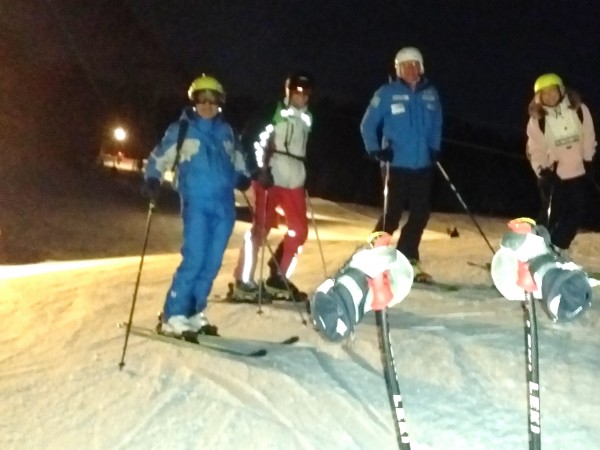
[187,75,225,101]
[533,73,563,93]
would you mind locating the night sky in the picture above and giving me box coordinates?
[3,0,600,243]
[127,0,599,136]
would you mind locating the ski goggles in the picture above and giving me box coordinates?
[289,87,311,97]
[192,89,225,106]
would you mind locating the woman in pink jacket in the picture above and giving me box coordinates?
[526,73,596,254]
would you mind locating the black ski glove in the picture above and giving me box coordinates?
[236,174,252,191]
[538,166,558,184]
[371,149,393,163]
[252,167,274,189]
[584,160,595,181]
[142,177,161,203]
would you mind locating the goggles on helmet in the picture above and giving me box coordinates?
[289,86,311,96]
[191,89,225,106]
[287,72,313,95]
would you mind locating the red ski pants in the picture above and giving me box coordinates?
[234,182,308,281]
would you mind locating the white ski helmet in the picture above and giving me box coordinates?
[394,47,424,74]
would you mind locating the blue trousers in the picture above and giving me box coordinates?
[163,196,235,319]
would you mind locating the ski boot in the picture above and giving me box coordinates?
[157,312,218,338]
[265,274,308,302]
[226,280,273,304]
[189,312,219,336]
[410,259,433,284]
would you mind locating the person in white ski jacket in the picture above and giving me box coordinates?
[232,71,314,300]
[526,73,596,253]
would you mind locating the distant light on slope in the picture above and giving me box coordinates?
[113,127,127,141]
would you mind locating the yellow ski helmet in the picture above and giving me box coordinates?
[187,75,225,101]
[534,73,563,94]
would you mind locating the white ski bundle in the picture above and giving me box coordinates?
[491,218,592,321]
[310,232,413,341]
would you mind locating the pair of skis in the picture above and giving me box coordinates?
[119,322,300,358]
[220,282,309,304]
[217,283,311,325]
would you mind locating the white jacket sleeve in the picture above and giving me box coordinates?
[580,104,597,161]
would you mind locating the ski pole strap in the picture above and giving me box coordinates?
[171,119,189,172]
[271,149,305,162]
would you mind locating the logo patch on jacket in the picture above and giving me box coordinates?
[178,140,201,163]
[391,103,406,115]
[422,92,436,102]
[554,135,580,146]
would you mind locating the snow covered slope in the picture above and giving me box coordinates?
[2,198,600,449]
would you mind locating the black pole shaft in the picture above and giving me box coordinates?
[382,162,390,230]
[524,291,541,450]
[118,202,155,370]
[435,161,496,255]
[376,309,411,450]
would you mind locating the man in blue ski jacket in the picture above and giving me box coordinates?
[144,75,251,336]
[360,47,443,282]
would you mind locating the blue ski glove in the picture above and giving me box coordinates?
[371,149,393,163]
[429,148,440,164]
[142,177,161,203]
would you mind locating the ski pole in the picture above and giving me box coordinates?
[257,189,269,315]
[435,161,495,255]
[376,162,410,449]
[524,291,541,450]
[119,201,155,370]
[382,162,390,230]
[305,189,327,278]
[242,191,308,325]
[375,310,411,450]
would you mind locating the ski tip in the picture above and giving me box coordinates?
[281,336,300,345]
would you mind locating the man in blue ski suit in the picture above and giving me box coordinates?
[144,75,251,336]
[360,47,443,282]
